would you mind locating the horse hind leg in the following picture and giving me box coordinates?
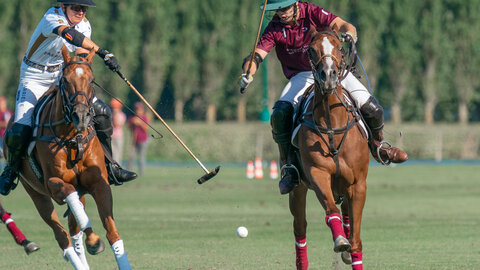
[349,179,367,270]
[21,182,86,269]
[340,200,352,265]
[289,183,309,270]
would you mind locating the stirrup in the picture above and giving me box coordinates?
[107,162,123,186]
[375,140,392,166]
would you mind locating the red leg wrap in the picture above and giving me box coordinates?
[1,212,27,245]
[325,213,346,241]
[342,215,350,239]
[351,252,363,270]
[295,235,308,270]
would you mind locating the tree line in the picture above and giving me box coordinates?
[1,0,479,123]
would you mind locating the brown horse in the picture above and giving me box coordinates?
[289,29,369,270]
[12,46,131,269]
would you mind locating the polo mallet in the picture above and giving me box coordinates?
[116,71,220,184]
[240,0,269,94]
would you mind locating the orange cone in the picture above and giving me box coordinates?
[269,160,279,179]
[246,160,254,179]
[254,157,264,179]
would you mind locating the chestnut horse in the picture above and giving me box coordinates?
[290,29,369,270]
[12,46,131,269]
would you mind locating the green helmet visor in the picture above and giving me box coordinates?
[260,0,297,11]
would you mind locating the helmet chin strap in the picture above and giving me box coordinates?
[61,5,75,26]
[293,2,299,26]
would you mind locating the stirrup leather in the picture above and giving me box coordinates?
[375,140,392,166]
[280,164,300,180]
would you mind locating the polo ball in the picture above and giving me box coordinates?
[236,226,248,238]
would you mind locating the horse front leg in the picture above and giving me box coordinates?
[68,195,105,258]
[349,179,366,270]
[23,180,86,269]
[307,167,350,253]
[84,170,131,269]
[340,197,353,265]
[289,183,308,270]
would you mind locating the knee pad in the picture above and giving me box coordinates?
[359,96,384,132]
[271,101,294,144]
[93,99,113,138]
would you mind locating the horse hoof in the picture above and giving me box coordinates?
[341,251,352,265]
[23,240,40,255]
[86,238,105,255]
[333,235,351,253]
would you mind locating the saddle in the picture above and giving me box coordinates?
[291,86,367,149]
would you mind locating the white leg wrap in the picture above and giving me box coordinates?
[63,246,88,270]
[71,231,89,270]
[64,192,91,231]
[4,218,14,226]
[111,240,131,270]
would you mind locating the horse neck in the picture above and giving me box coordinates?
[312,85,347,128]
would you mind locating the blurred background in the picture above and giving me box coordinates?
[0,0,479,162]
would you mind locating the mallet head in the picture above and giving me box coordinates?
[197,166,221,184]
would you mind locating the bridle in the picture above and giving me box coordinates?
[42,60,96,165]
[59,61,95,125]
[308,30,357,95]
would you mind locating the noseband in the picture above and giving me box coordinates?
[59,61,94,124]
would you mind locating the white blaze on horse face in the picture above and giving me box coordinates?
[75,67,84,77]
[321,36,335,68]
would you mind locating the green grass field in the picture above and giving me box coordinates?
[1,164,479,269]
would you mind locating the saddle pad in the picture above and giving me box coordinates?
[27,92,56,155]
[291,91,368,149]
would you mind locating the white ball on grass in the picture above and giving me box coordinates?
[236,226,248,238]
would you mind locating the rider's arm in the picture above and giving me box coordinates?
[242,48,268,76]
[329,17,357,40]
[53,25,100,52]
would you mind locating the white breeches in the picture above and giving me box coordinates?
[278,71,372,111]
[14,63,62,126]
[14,62,98,126]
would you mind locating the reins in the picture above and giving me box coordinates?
[34,60,96,165]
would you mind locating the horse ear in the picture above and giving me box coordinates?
[61,45,71,63]
[85,48,96,64]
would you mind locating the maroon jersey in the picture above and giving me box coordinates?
[257,2,337,79]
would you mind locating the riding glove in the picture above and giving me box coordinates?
[344,32,358,44]
[96,48,121,72]
[239,73,253,93]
